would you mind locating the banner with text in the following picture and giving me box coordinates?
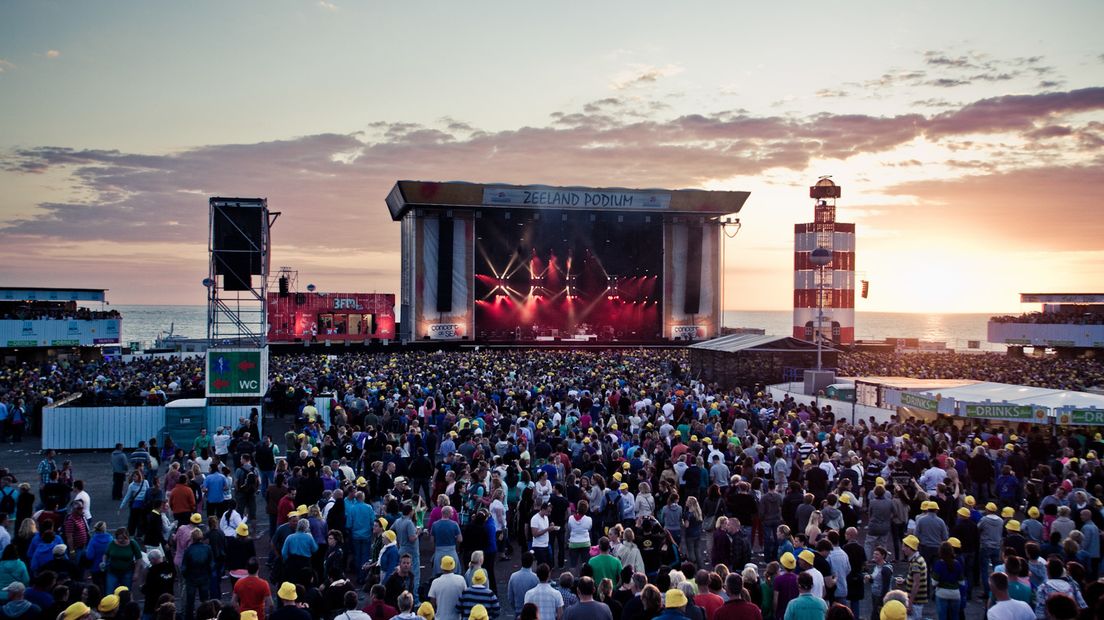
[963,402,1046,422]
[206,347,268,398]
[1058,408,1104,426]
[899,392,940,412]
[483,186,671,210]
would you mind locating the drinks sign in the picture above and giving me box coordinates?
[963,403,1038,421]
[900,392,938,411]
[1067,409,1104,426]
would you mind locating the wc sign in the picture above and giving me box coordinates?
[206,348,268,397]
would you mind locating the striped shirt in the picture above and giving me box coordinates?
[908,553,930,604]
[457,585,501,620]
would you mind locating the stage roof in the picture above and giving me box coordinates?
[0,287,107,302]
[386,180,750,220]
[844,376,981,390]
[690,333,837,353]
[1020,293,1104,303]
[913,381,1104,411]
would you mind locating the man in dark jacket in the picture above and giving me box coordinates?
[181,528,213,620]
[142,549,176,619]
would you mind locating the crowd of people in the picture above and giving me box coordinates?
[0,304,121,322]
[1,348,1104,620]
[839,352,1104,393]
[990,313,1104,326]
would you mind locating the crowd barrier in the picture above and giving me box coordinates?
[40,398,330,450]
[767,383,897,424]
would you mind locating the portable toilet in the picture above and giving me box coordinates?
[164,398,208,448]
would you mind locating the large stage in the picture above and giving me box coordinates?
[386,181,749,344]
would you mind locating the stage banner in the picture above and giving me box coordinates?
[962,402,1046,422]
[206,347,268,398]
[483,186,671,209]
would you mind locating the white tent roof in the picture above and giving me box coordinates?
[916,382,1104,410]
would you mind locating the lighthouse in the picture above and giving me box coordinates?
[793,178,855,346]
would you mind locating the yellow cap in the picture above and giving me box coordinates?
[948,537,961,549]
[903,535,920,550]
[242,612,258,620]
[875,477,886,486]
[472,569,488,585]
[610,424,618,430]
[114,587,128,595]
[356,476,367,486]
[880,600,907,620]
[311,446,320,454]
[780,552,796,570]
[986,502,998,512]
[1004,444,1013,451]
[674,430,681,436]
[277,582,298,601]
[417,602,435,620]
[383,530,397,542]
[839,494,850,504]
[965,496,976,507]
[1006,519,1021,532]
[704,438,712,444]
[957,507,970,518]
[664,589,688,608]
[775,439,783,445]
[190,513,202,524]
[798,550,816,565]
[236,523,249,537]
[288,510,300,518]
[62,603,91,620]
[1088,451,1097,459]
[974,438,982,445]
[378,518,388,528]
[441,555,456,571]
[622,462,631,470]
[297,504,308,516]
[691,435,699,442]
[97,595,120,613]
[619,483,629,491]
[470,605,489,620]
[902,434,910,440]
[1010,434,1018,441]
[297,433,305,440]
[1028,506,1040,518]
[613,472,622,481]
[1001,507,1015,519]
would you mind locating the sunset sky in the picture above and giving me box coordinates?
[1,1,1102,313]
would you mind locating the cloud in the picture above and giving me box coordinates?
[45,50,61,59]
[879,164,1104,251]
[610,64,683,90]
[0,59,14,73]
[815,89,849,98]
[1,86,1102,302]
[317,0,337,10]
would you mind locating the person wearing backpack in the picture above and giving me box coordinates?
[0,478,18,518]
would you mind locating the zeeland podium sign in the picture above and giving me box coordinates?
[206,347,268,398]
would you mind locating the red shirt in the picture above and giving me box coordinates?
[234,575,272,620]
[363,601,397,620]
[713,599,762,620]
[695,593,725,620]
[277,495,296,527]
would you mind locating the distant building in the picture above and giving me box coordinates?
[989,293,1104,353]
[793,178,855,345]
[0,287,121,360]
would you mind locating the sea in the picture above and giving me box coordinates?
[116,305,1004,352]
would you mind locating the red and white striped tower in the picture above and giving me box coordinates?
[793,178,855,345]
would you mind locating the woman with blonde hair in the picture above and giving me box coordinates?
[634,482,656,522]
[682,496,704,565]
[616,527,645,573]
[804,510,822,543]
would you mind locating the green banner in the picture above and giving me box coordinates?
[900,392,938,411]
[1068,409,1104,426]
[6,340,38,347]
[50,339,80,346]
[206,349,265,397]
[964,403,1036,420]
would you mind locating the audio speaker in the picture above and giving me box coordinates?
[437,217,454,313]
[684,223,703,314]
[278,276,289,297]
[213,204,265,291]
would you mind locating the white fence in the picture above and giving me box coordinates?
[768,383,897,424]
